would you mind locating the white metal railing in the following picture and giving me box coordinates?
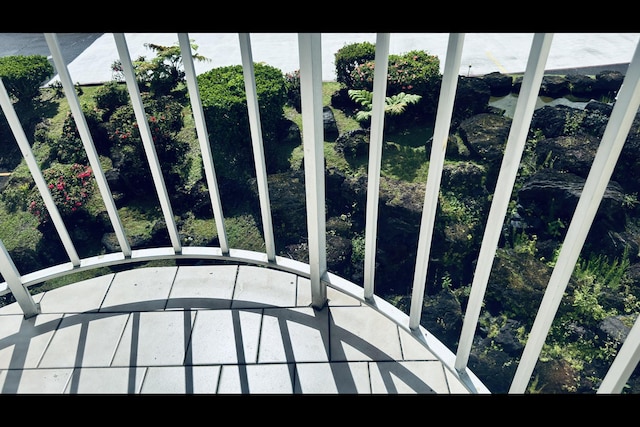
[1,32,640,394]
[456,33,555,379]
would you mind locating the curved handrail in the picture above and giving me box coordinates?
[1,32,640,393]
[0,245,489,393]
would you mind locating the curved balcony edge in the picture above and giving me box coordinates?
[0,246,490,394]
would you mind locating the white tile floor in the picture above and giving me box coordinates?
[0,264,474,394]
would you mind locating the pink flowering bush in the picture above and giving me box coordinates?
[104,94,187,195]
[350,50,440,95]
[47,112,89,164]
[334,41,376,89]
[284,69,301,111]
[28,163,95,224]
[349,50,441,119]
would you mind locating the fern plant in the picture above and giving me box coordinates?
[348,89,422,122]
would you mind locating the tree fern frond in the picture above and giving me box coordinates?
[385,102,406,116]
[354,110,372,122]
[349,90,422,120]
[388,92,422,106]
[348,89,374,109]
[385,92,422,116]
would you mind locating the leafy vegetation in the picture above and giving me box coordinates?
[0,55,54,104]
[0,40,638,394]
[333,41,376,88]
[197,62,288,180]
[347,89,422,122]
[27,162,95,224]
[111,40,209,97]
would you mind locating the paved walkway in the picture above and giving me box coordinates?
[0,264,476,394]
[35,32,640,85]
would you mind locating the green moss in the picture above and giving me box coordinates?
[225,214,265,252]
[323,142,362,175]
[177,105,203,189]
[380,142,428,183]
[117,202,162,239]
[45,85,101,139]
[0,200,41,251]
[181,214,218,246]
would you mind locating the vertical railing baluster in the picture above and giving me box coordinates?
[454,33,553,374]
[113,33,182,253]
[44,33,132,258]
[363,33,390,301]
[511,38,640,394]
[178,32,229,255]
[298,33,327,309]
[598,309,640,393]
[409,33,465,329]
[0,78,80,267]
[239,33,276,262]
[0,240,39,317]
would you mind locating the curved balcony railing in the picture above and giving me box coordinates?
[1,33,640,394]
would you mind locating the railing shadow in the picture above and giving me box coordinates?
[0,292,446,393]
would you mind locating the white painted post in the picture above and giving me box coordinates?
[598,310,640,393]
[409,33,466,330]
[239,33,276,262]
[0,78,80,267]
[113,33,182,253]
[298,33,327,309]
[45,33,132,258]
[363,33,390,301]
[456,33,553,373]
[510,36,640,394]
[0,240,39,318]
[178,32,229,255]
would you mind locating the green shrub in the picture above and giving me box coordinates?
[0,55,54,104]
[350,50,441,118]
[347,89,422,122]
[0,199,41,247]
[0,173,34,212]
[0,110,12,155]
[44,103,110,164]
[49,112,90,164]
[94,81,129,119]
[334,42,376,88]
[111,41,208,97]
[104,94,188,196]
[27,162,95,225]
[284,69,301,111]
[197,63,287,180]
[225,214,265,251]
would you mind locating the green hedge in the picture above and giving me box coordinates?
[350,50,440,94]
[0,55,55,163]
[334,41,376,88]
[0,55,54,103]
[349,50,441,118]
[197,62,287,180]
[103,94,188,196]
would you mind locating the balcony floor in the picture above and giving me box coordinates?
[0,264,472,394]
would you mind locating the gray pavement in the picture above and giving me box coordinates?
[0,264,478,393]
[2,33,639,85]
[0,33,103,67]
